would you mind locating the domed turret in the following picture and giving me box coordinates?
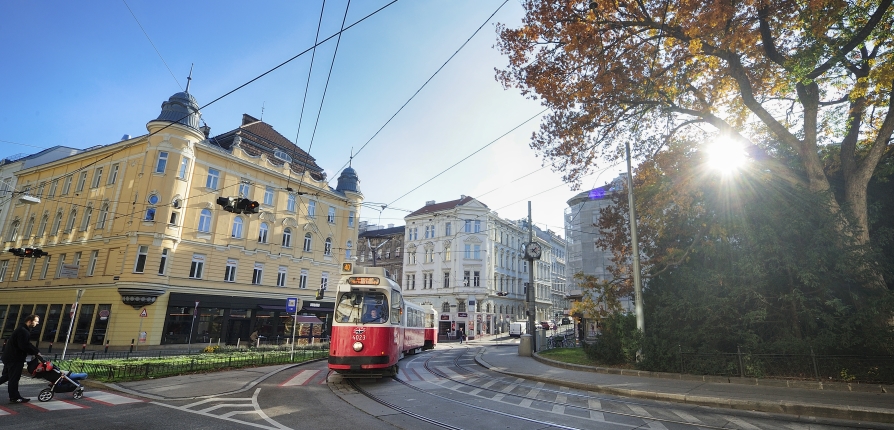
[336,166,360,193]
[155,91,201,130]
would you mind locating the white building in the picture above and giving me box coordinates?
[401,196,552,339]
[0,146,82,241]
[534,225,567,320]
[564,174,633,311]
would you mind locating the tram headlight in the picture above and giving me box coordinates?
[353,341,363,352]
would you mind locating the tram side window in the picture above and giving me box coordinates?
[335,292,388,324]
[391,290,403,325]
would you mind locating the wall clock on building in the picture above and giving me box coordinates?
[524,242,542,260]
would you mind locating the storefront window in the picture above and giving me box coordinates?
[56,304,73,343]
[31,305,48,342]
[162,306,195,344]
[73,304,95,344]
[254,311,275,343]
[17,305,34,327]
[4,305,21,339]
[195,308,224,343]
[42,305,62,342]
[90,304,112,345]
[0,305,8,339]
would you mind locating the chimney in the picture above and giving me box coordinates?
[388,224,394,228]
[460,195,466,199]
[121,134,131,141]
[425,200,436,206]
[242,113,260,126]
[200,125,211,138]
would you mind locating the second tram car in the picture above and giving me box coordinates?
[328,263,437,376]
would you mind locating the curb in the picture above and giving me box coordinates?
[474,349,894,425]
[531,352,891,394]
[102,357,327,401]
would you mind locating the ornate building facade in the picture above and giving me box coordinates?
[0,90,362,348]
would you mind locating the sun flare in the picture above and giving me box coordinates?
[705,138,748,174]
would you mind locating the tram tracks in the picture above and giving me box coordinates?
[343,348,884,430]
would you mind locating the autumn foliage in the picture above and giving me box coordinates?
[497,0,894,249]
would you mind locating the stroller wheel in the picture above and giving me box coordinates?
[72,388,84,400]
[38,389,54,402]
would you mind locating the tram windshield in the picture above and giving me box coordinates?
[335,291,389,324]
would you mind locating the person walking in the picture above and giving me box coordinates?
[0,314,41,403]
[458,328,466,344]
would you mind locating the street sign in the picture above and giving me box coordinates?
[99,309,110,321]
[139,331,147,343]
[61,264,79,279]
[286,297,298,314]
[139,308,148,318]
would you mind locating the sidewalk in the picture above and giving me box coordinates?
[472,339,894,425]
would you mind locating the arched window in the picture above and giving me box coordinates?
[458,301,466,312]
[499,305,503,314]
[6,220,20,241]
[486,303,492,313]
[198,209,212,233]
[23,217,35,238]
[51,212,62,236]
[282,228,292,247]
[442,302,450,313]
[65,209,77,233]
[97,204,109,229]
[81,206,93,231]
[324,237,332,255]
[231,216,243,238]
[303,233,312,252]
[37,215,48,237]
[258,222,269,243]
[345,240,352,259]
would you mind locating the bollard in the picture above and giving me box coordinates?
[130,339,135,353]
[82,343,86,353]
[48,343,53,353]
[104,340,109,353]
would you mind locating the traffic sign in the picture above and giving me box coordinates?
[139,308,148,318]
[286,297,298,314]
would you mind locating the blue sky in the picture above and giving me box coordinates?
[0,0,623,235]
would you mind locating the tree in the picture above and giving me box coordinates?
[596,139,894,359]
[496,0,894,256]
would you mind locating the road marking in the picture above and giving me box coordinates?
[588,398,604,421]
[28,400,86,411]
[718,415,761,430]
[153,388,289,430]
[84,391,144,406]
[280,369,321,386]
[0,406,14,416]
[671,409,702,424]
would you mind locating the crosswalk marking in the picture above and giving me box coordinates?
[671,409,702,424]
[280,370,321,387]
[718,414,762,430]
[0,406,13,416]
[29,399,86,411]
[84,391,143,406]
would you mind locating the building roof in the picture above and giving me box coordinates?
[209,114,325,179]
[155,91,202,130]
[359,225,405,238]
[406,196,481,218]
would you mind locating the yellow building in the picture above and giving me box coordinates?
[0,90,362,350]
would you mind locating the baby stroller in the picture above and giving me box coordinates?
[27,356,87,402]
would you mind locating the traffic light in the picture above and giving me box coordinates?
[244,199,260,214]
[216,197,238,213]
[23,248,34,258]
[7,248,24,257]
[31,249,48,258]
[6,248,47,258]
[315,288,325,300]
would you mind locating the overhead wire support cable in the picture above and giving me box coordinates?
[0,0,398,209]
[122,0,182,90]
[386,107,548,207]
[297,0,352,196]
[330,0,509,179]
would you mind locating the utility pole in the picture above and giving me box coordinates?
[625,141,645,338]
[527,202,536,351]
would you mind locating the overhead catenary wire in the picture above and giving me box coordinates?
[121,0,182,90]
[0,0,399,211]
[329,0,510,181]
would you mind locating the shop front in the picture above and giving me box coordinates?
[161,293,334,346]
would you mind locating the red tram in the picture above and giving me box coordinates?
[328,263,437,376]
